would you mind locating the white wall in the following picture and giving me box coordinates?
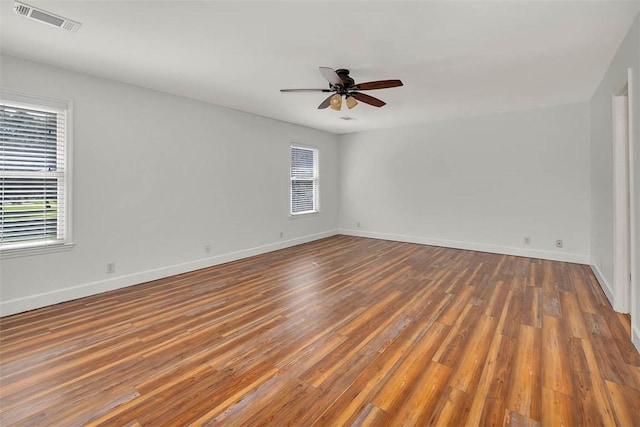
[0,55,339,316]
[590,14,640,350]
[338,102,591,264]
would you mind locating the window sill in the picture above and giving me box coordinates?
[0,242,75,259]
[289,211,320,219]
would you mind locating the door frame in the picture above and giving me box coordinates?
[612,68,635,319]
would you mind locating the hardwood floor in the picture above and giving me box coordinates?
[1,235,640,426]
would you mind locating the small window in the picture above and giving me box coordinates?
[1,93,72,253]
[290,145,318,215]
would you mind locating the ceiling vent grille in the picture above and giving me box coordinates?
[12,1,81,32]
[14,3,29,16]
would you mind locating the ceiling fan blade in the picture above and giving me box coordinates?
[319,67,342,86]
[352,79,403,91]
[317,94,333,109]
[352,92,386,107]
[280,89,332,92]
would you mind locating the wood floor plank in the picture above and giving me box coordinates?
[605,380,640,426]
[579,338,619,425]
[348,403,389,427]
[385,361,453,426]
[311,335,414,426]
[446,314,497,393]
[541,387,576,427]
[370,322,450,412]
[560,291,589,338]
[522,286,543,329]
[504,409,541,427]
[473,335,519,426]
[427,386,471,426]
[542,315,574,396]
[313,291,452,425]
[506,323,542,420]
[1,235,639,425]
[590,334,637,388]
[466,289,515,425]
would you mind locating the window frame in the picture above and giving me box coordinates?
[289,144,319,217]
[0,90,74,259]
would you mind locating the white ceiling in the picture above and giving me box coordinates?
[1,1,639,134]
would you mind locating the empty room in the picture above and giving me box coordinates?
[1,0,639,425]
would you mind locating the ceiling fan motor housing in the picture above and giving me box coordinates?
[335,69,355,91]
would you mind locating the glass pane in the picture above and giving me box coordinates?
[0,176,60,243]
[291,147,315,179]
[1,105,59,172]
[291,180,316,213]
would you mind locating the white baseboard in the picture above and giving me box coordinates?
[590,263,615,309]
[633,327,640,354]
[0,230,338,317]
[338,229,590,264]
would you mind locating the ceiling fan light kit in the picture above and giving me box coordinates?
[330,93,342,110]
[346,96,358,110]
[281,67,403,111]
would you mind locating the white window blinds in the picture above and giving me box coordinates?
[1,99,69,250]
[290,145,318,215]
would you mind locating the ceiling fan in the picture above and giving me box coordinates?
[280,67,403,110]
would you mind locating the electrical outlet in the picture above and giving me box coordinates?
[357,222,361,228]
[106,262,115,274]
[524,236,531,245]
[556,239,563,248]
[280,231,283,239]
[204,244,211,254]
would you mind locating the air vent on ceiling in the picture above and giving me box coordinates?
[12,1,81,32]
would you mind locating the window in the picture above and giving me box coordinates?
[1,92,72,254]
[290,145,318,215]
